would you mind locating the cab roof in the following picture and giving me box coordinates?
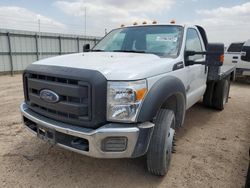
[120,23,186,29]
[118,23,208,48]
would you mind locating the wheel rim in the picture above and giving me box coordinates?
[223,81,229,105]
[166,126,175,168]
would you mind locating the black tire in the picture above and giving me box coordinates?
[226,79,231,103]
[203,81,215,107]
[246,161,250,188]
[147,109,175,176]
[212,79,230,110]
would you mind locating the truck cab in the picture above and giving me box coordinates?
[224,40,250,79]
[20,23,234,176]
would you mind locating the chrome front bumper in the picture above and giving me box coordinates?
[20,102,154,158]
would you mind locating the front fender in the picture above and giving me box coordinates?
[137,76,186,127]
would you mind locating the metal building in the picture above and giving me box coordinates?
[0,29,101,75]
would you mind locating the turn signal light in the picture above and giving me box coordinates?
[220,54,224,63]
[136,88,147,101]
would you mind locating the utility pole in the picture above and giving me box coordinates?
[84,7,87,44]
[38,19,42,59]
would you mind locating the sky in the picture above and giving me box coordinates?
[0,0,249,45]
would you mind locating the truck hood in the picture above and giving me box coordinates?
[34,52,176,80]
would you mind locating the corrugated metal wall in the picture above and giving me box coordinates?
[0,29,101,74]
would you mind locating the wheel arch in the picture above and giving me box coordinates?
[137,76,186,128]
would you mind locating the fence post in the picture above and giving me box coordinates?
[35,34,39,60]
[59,36,62,55]
[7,32,14,76]
[77,37,80,52]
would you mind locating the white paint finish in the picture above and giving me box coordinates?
[224,52,250,70]
[146,62,206,110]
[184,26,207,108]
[33,24,209,111]
[146,63,188,91]
[242,70,250,76]
[186,84,206,108]
[146,61,190,98]
[34,52,177,80]
[185,64,207,109]
[224,41,250,70]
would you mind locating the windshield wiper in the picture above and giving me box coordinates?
[113,50,146,53]
[90,49,147,54]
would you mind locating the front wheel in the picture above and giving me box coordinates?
[147,109,175,176]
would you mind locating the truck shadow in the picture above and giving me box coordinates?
[233,78,250,85]
[7,101,226,187]
[176,101,218,140]
[15,139,164,187]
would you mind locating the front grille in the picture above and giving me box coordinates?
[23,65,106,127]
[24,73,91,126]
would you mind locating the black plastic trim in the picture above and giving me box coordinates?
[23,64,107,128]
[173,62,184,71]
[137,76,186,122]
[131,125,154,158]
[196,25,208,49]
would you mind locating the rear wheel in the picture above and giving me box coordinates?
[212,79,230,110]
[147,109,175,176]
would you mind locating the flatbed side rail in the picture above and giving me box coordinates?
[208,65,236,81]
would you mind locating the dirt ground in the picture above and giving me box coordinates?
[0,74,249,188]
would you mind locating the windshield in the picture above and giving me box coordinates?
[93,25,183,58]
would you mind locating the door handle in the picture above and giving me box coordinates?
[232,56,238,59]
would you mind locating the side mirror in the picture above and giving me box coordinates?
[83,44,90,52]
[184,50,205,66]
[185,43,224,66]
[205,43,224,66]
[241,43,250,62]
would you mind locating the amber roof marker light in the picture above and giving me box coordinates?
[170,20,176,24]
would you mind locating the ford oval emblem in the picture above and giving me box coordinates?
[40,89,60,103]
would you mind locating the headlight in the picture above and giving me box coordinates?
[107,80,147,122]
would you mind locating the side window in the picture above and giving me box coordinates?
[227,43,244,52]
[185,28,203,61]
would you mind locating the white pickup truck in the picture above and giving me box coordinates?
[224,40,250,79]
[20,23,235,176]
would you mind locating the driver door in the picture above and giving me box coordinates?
[184,28,207,109]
